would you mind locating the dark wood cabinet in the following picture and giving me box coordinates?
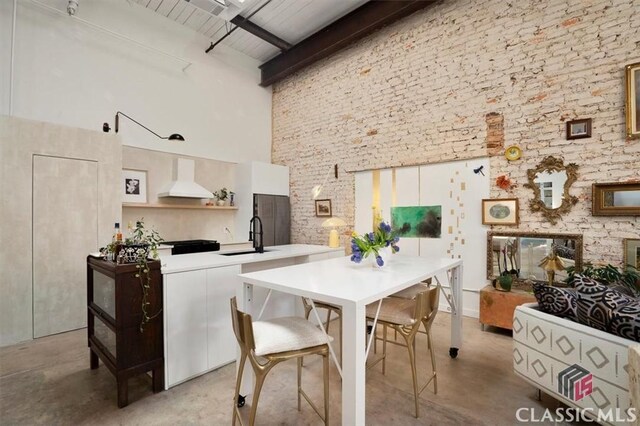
[87,257,164,407]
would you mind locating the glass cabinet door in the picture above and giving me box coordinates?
[92,270,116,319]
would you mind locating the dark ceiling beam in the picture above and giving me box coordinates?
[230,15,292,51]
[258,0,437,87]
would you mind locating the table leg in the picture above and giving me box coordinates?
[450,264,463,358]
[341,301,366,425]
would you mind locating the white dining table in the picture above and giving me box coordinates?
[237,255,463,425]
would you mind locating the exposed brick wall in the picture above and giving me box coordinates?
[272,0,640,265]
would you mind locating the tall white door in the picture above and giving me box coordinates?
[33,155,98,338]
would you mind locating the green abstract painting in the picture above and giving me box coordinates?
[390,206,442,238]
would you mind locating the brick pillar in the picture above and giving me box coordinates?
[485,112,504,156]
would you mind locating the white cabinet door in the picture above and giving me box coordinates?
[206,265,241,370]
[165,270,208,387]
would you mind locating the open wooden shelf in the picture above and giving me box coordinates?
[122,203,238,210]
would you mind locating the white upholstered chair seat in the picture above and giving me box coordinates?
[252,317,333,356]
[366,298,417,326]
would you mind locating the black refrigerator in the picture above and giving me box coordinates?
[253,194,291,246]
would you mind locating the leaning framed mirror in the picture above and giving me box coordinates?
[592,182,640,216]
[523,156,579,225]
[487,231,583,285]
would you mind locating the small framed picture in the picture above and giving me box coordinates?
[315,199,332,217]
[122,169,147,203]
[482,198,519,226]
[566,118,592,140]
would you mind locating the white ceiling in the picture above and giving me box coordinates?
[134,0,369,62]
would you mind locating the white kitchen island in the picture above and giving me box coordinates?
[160,244,344,389]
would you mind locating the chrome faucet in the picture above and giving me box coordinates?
[249,215,264,253]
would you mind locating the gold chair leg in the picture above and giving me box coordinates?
[429,334,438,394]
[323,353,330,425]
[382,324,388,375]
[297,357,302,411]
[404,334,420,418]
[249,366,271,426]
[232,352,247,426]
[325,309,332,333]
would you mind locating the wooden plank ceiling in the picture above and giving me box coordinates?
[137,0,436,85]
[135,0,369,62]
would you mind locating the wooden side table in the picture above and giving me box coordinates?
[479,284,536,330]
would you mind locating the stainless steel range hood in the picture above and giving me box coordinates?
[158,158,213,199]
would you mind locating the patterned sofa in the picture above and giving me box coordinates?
[513,303,636,426]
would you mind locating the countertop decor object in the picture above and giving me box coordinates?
[103,111,184,141]
[322,217,347,248]
[350,221,399,267]
[504,145,522,161]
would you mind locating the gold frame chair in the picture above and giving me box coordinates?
[230,297,330,426]
[367,285,440,418]
[301,298,342,365]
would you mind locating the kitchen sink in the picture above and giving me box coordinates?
[220,250,271,256]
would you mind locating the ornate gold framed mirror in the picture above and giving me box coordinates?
[523,156,579,225]
[592,182,640,216]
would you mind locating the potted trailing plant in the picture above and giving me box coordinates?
[127,219,163,332]
[101,219,163,332]
[350,221,399,267]
[565,263,640,296]
[213,187,228,206]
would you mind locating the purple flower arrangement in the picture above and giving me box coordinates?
[350,221,399,266]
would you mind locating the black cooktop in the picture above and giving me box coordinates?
[163,239,220,255]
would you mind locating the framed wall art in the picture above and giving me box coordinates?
[566,118,592,140]
[626,62,640,139]
[482,198,519,226]
[122,169,147,203]
[315,199,332,217]
[624,238,640,269]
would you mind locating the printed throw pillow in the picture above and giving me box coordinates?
[574,275,612,332]
[532,281,577,321]
[609,300,640,342]
[574,274,640,338]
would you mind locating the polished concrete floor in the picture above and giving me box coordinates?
[1,313,566,425]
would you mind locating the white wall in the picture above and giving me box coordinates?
[1,0,272,163]
[355,158,491,318]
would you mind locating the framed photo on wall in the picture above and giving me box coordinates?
[482,198,519,226]
[626,62,640,139]
[315,199,332,217]
[122,169,147,203]
[566,118,592,140]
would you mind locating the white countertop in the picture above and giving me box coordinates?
[161,244,344,274]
